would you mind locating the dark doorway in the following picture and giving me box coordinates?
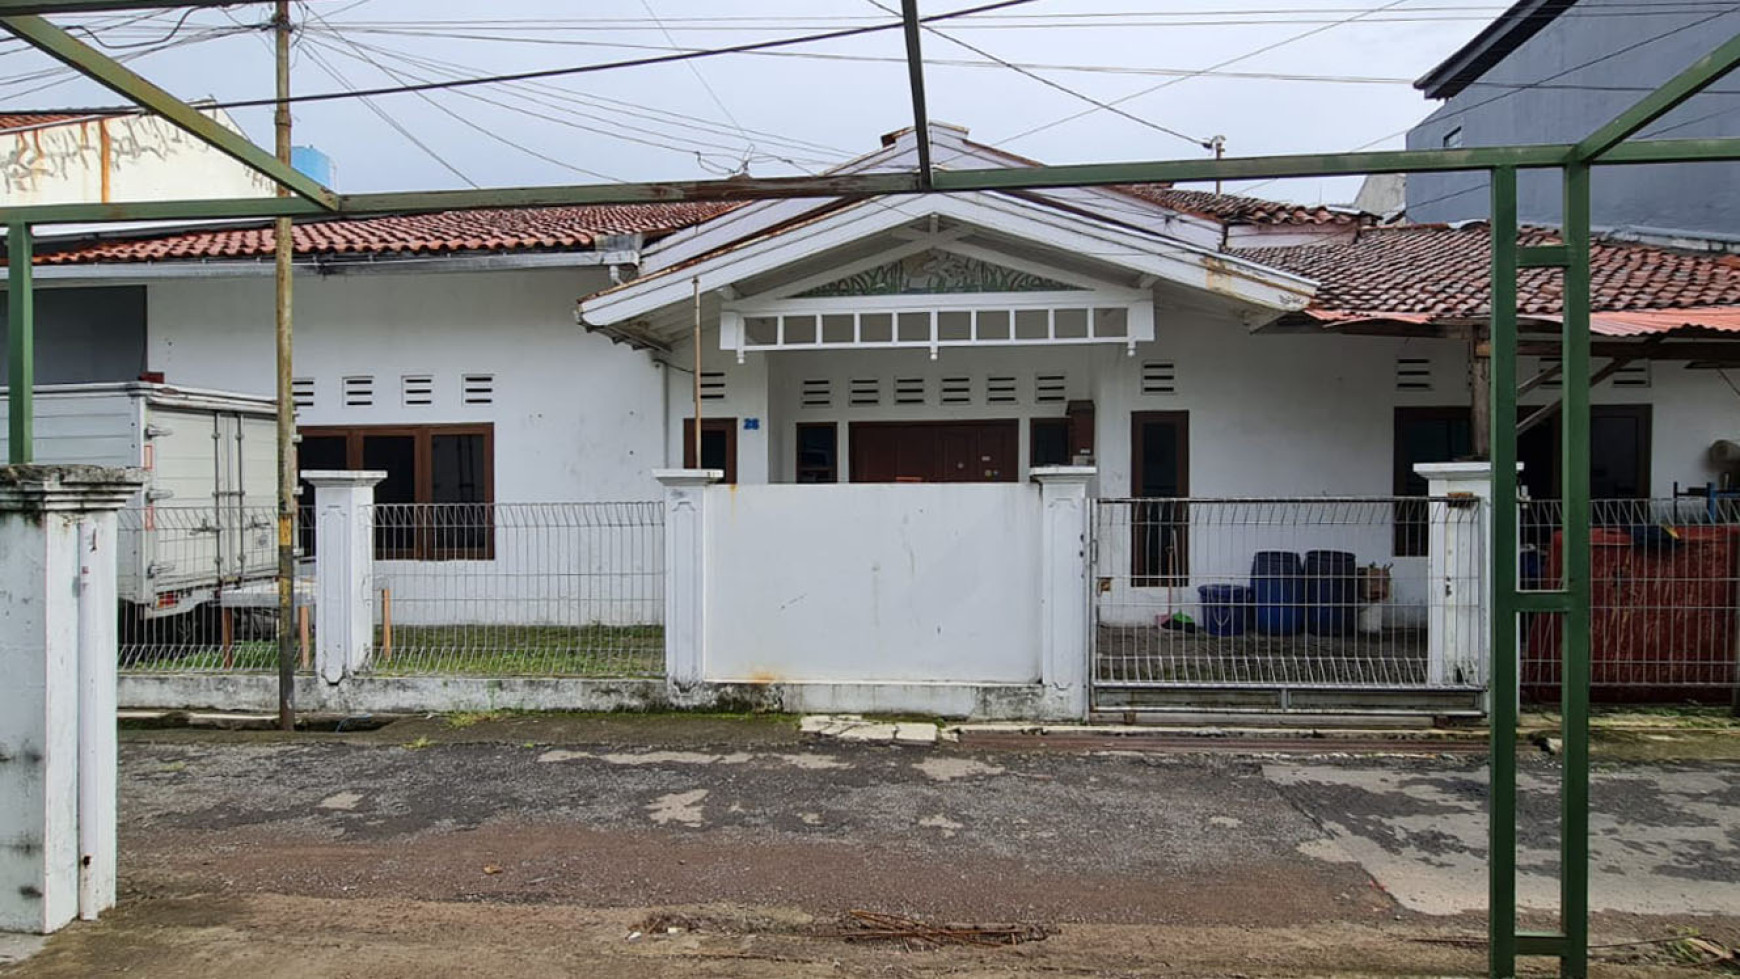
[1515,404,1652,502]
[1131,411,1189,584]
[1392,406,1474,557]
[683,417,738,484]
[848,420,1018,483]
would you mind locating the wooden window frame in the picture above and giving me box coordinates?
[1131,411,1190,586]
[297,423,495,561]
[794,421,839,483]
[683,417,739,484]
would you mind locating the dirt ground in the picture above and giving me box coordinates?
[6,714,1739,978]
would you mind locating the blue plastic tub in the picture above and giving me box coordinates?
[1196,584,1252,637]
[1304,550,1358,635]
[1251,551,1305,635]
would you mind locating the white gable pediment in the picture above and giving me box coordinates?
[791,249,1084,298]
[577,193,1316,351]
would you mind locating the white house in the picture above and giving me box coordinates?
[9,123,1740,714]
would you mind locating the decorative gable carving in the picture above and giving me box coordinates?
[795,249,1081,298]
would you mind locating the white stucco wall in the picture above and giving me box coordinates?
[145,267,663,503]
[144,267,670,630]
[2,111,277,206]
[703,482,1043,683]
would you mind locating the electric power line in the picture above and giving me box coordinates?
[861,0,1215,151]
[294,10,482,187]
[322,32,844,167]
[300,32,623,181]
[190,0,1046,113]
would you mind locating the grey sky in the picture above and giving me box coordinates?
[0,0,1497,205]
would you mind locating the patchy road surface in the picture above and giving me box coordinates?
[6,727,1738,978]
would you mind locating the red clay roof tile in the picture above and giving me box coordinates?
[1121,184,1370,226]
[32,202,741,265]
[1234,224,1740,317]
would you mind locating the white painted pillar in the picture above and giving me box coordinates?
[0,464,143,935]
[302,471,385,684]
[655,469,721,686]
[1033,466,1096,720]
[1414,461,1509,691]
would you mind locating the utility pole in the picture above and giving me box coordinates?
[273,0,296,732]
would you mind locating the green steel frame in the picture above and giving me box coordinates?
[3,7,1740,976]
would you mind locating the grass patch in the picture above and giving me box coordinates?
[445,710,511,729]
[121,625,665,678]
[372,624,663,678]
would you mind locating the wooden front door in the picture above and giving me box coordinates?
[849,420,1018,483]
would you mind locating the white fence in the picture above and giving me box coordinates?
[703,483,1044,684]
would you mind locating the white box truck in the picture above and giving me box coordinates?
[0,381,279,618]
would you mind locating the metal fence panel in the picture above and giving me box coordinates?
[365,501,664,677]
[1521,497,1740,699]
[1091,497,1485,693]
[118,505,300,673]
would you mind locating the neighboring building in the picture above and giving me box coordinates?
[1,104,282,207]
[1403,0,1740,239]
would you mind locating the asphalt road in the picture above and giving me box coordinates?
[5,724,1737,978]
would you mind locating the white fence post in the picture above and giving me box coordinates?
[303,470,385,684]
[0,464,142,934]
[1415,462,1498,691]
[1033,466,1095,720]
[655,469,721,686]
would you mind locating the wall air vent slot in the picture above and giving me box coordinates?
[1141,361,1176,395]
[1395,357,1433,392]
[1035,373,1067,403]
[940,376,972,405]
[800,378,832,408]
[342,375,374,407]
[462,373,495,405]
[401,374,433,407]
[849,377,881,406]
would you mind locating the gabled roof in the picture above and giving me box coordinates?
[1235,224,1740,322]
[579,192,1319,346]
[1415,0,1578,99]
[25,203,740,265]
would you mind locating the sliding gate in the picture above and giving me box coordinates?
[1089,497,1489,714]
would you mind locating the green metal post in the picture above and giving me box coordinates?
[6,221,32,464]
[1559,162,1593,979]
[1488,166,1520,979]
